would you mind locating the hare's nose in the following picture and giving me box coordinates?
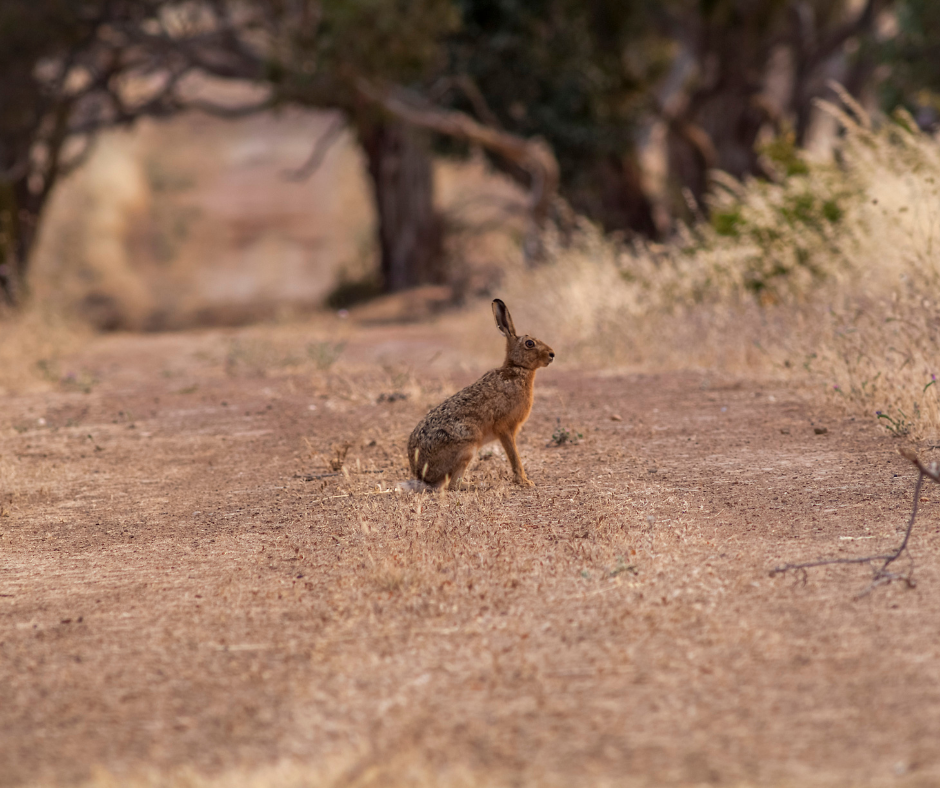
[549,352,555,359]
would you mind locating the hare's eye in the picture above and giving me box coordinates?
[525,339,535,349]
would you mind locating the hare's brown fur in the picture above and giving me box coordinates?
[408,299,554,489]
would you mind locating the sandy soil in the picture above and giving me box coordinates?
[2,313,939,787]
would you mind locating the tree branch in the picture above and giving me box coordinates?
[57,135,99,179]
[181,95,275,118]
[428,75,503,130]
[283,114,346,181]
[806,0,884,73]
[771,448,933,596]
[357,80,559,224]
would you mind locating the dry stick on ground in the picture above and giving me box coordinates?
[292,471,385,481]
[771,449,938,597]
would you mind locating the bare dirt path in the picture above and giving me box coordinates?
[2,318,939,787]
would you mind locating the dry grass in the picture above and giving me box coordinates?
[7,95,940,788]
[507,97,940,440]
[5,324,940,787]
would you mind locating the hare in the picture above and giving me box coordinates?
[407,299,554,490]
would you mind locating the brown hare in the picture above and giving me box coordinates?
[407,299,554,490]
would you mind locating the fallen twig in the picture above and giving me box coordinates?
[310,489,399,505]
[771,449,935,596]
[293,470,385,481]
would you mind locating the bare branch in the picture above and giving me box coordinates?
[182,96,275,119]
[771,449,932,596]
[900,447,940,484]
[357,80,559,224]
[807,0,883,72]
[58,135,99,179]
[283,114,346,181]
[428,75,503,130]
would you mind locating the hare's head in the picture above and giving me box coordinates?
[492,299,555,370]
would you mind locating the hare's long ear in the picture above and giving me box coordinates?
[492,299,517,338]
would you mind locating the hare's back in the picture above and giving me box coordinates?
[412,372,507,438]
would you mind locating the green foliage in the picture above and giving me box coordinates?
[742,129,849,270]
[444,0,668,229]
[273,0,459,107]
[711,206,743,238]
[761,130,810,178]
[876,410,913,437]
[550,418,582,446]
[878,0,940,125]
[521,102,940,440]
[306,341,346,371]
[699,128,861,299]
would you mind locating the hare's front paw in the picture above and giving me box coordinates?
[515,476,535,488]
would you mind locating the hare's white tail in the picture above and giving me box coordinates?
[397,479,433,493]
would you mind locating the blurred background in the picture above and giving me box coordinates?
[2,0,940,432]
[2,0,937,324]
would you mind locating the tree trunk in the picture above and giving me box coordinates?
[565,154,658,238]
[665,44,769,213]
[663,0,890,215]
[0,180,43,307]
[359,120,444,293]
[0,174,37,306]
[358,81,560,261]
[666,90,768,217]
[0,178,17,305]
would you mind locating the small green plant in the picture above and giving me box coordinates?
[711,205,743,238]
[760,128,810,178]
[876,409,912,437]
[60,369,98,394]
[35,358,59,382]
[550,418,582,446]
[608,557,638,578]
[306,341,345,371]
[37,359,97,392]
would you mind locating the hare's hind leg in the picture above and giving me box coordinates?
[443,443,476,490]
[415,441,475,489]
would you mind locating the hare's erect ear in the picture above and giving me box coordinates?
[492,299,517,338]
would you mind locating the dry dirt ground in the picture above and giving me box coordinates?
[2,313,940,788]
